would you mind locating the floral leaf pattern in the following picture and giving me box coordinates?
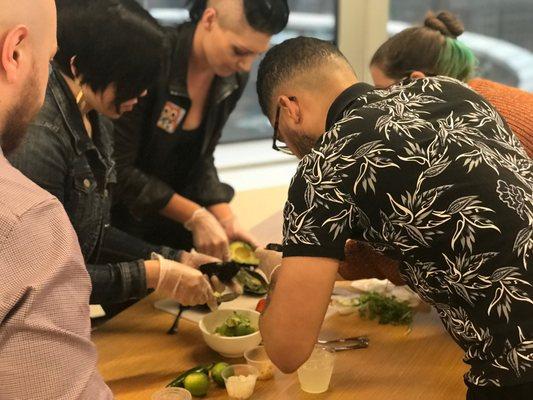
[282,77,533,386]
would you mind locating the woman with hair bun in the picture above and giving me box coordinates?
[370,11,532,158]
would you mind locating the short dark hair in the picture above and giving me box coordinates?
[188,0,289,35]
[371,11,477,82]
[54,0,165,107]
[257,36,350,118]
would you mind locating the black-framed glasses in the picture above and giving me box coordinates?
[272,96,296,155]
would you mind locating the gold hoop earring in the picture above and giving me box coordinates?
[76,89,85,105]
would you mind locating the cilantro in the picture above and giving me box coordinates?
[357,292,413,326]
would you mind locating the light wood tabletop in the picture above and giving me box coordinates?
[92,210,468,400]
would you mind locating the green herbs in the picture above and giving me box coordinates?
[215,312,257,337]
[357,292,413,326]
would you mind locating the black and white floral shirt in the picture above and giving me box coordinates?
[282,77,533,387]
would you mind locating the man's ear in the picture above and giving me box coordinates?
[410,70,427,80]
[279,96,301,125]
[200,7,217,31]
[1,25,29,84]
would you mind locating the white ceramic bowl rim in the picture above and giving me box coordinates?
[199,309,261,340]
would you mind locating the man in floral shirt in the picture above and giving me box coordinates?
[256,37,533,399]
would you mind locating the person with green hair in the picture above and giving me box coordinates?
[370,10,532,158]
[370,11,476,87]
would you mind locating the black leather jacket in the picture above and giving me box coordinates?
[112,21,249,218]
[9,67,182,304]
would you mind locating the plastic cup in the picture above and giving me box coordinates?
[221,364,259,399]
[297,346,335,394]
[244,345,276,380]
[151,387,192,400]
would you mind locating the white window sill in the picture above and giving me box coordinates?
[214,140,298,191]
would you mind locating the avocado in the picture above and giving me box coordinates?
[229,241,260,266]
[235,268,269,296]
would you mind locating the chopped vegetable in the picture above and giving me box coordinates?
[215,312,257,337]
[357,292,413,326]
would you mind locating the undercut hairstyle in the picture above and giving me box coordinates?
[188,0,289,35]
[257,36,353,118]
[371,11,477,82]
[54,0,165,107]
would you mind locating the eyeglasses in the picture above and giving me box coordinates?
[272,96,296,155]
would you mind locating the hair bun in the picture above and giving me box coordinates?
[424,11,464,38]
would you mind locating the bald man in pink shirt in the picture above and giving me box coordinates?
[0,0,112,398]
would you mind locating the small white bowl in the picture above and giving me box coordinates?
[199,309,262,358]
[244,345,276,380]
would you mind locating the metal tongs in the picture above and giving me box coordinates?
[317,336,370,351]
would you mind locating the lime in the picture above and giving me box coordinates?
[183,372,209,397]
[210,362,229,387]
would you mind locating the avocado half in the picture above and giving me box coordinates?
[229,241,260,266]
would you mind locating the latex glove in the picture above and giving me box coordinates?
[180,249,221,269]
[180,250,244,295]
[152,253,217,310]
[184,208,230,261]
[220,216,259,248]
[255,248,282,281]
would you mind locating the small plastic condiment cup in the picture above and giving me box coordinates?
[244,345,276,380]
[221,364,259,400]
[151,387,192,400]
[297,345,335,394]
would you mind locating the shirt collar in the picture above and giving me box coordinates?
[325,82,374,131]
[48,66,100,155]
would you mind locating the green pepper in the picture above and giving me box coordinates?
[167,364,214,388]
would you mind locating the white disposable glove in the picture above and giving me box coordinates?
[184,208,230,261]
[152,253,217,310]
[219,216,259,248]
[180,250,244,295]
[180,249,221,269]
[255,248,282,281]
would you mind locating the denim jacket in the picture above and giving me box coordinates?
[8,66,181,304]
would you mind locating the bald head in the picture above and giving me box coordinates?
[0,0,57,154]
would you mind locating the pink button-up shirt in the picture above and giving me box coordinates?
[0,151,112,399]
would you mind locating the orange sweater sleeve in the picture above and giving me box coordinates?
[469,78,533,158]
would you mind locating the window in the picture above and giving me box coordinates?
[136,0,338,143]
[389,0,533,90]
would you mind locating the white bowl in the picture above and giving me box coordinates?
[199,309,262,358]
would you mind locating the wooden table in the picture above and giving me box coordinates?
[93,211,468,400]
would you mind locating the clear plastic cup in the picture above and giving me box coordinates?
[221,364,259,399]
[151,387,192,400]
[244,345,276,380]
[297,346,335,394]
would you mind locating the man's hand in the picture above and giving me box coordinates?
[255,248,282,280]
